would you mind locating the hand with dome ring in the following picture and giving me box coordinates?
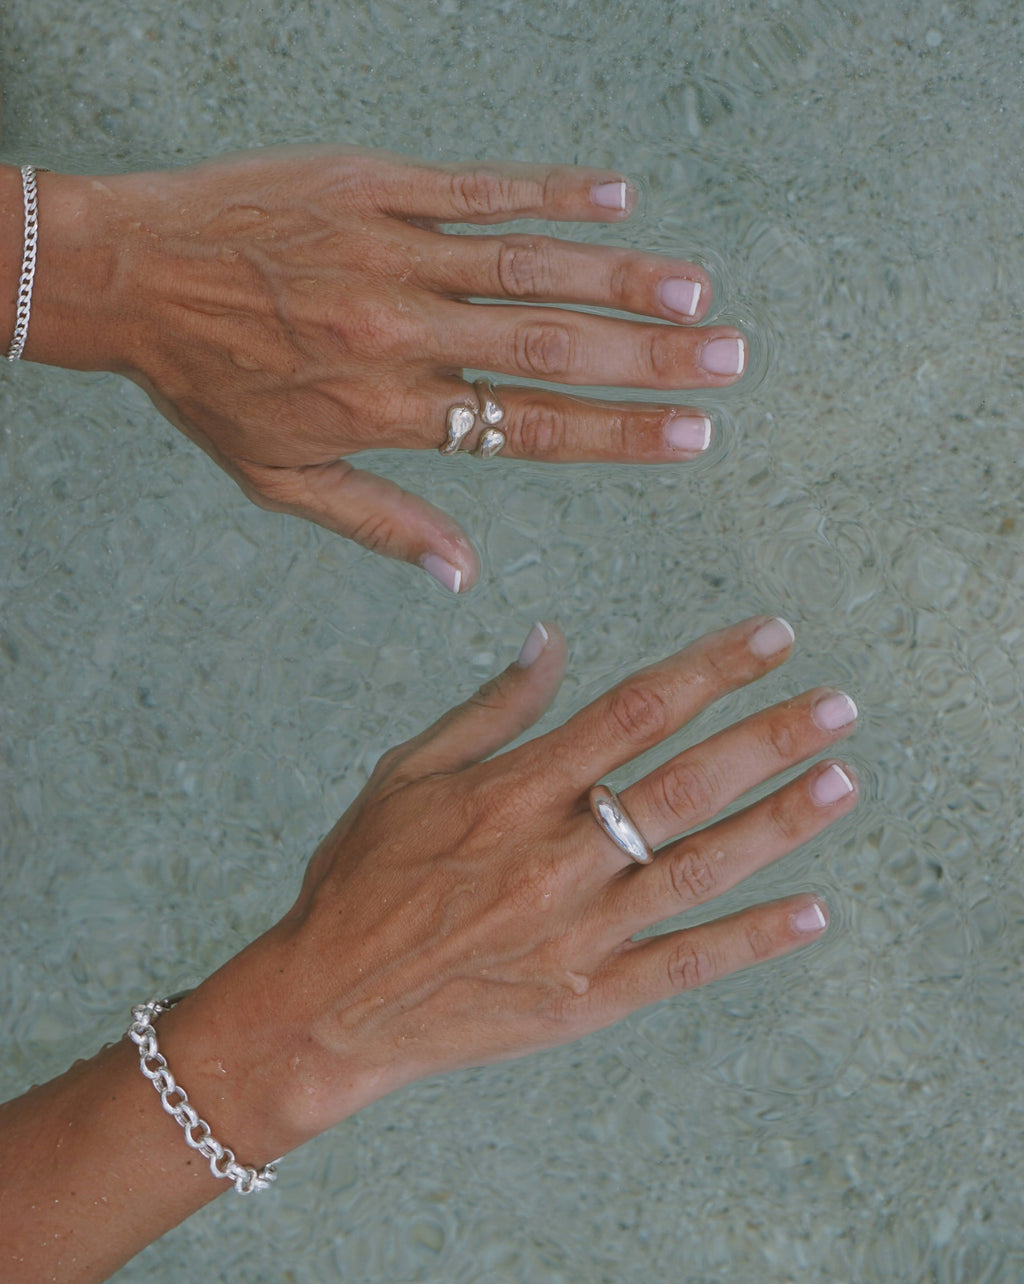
[8,148,746,591]
[0,616,860,1277]
[154,615,858,1165]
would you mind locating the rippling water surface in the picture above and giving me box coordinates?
[3,2,1024,1280]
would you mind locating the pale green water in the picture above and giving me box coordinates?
[2,2,1024,1281]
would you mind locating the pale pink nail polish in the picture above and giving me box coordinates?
[659,278,703,318]
[810,763,855,806]
[748,617,795,659]
[516,622,550,668]
[665,414,712,453]
[791,901,828,935]
[591,180,629,211]
[812,691,858,732]
[699,336,746,376]
[420,554,463,594]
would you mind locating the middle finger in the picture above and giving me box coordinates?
[431,299,747,389]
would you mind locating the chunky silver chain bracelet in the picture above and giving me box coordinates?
[5,164,39,363]
[128,996,279,1195]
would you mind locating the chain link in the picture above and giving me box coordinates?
[128,998,279,1195]
[5,165,39,362]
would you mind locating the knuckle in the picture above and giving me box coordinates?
[448,169,512,218]
[763,788,806,847]
[744,921,775,963]
[761,710,801,762]
[607,680,671,748]
[513,321,574,379]
[666,846,720,905]
[645,326,685,383]
[666,940,715,992]
[609,252,644,304]
[657,758,719,825]
[349,509,400,556]
[338,300,409,362]
[516,402,566,458]
[504,858,563,914]
[495,237,550,297]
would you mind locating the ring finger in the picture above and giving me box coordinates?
[428,378,716,461]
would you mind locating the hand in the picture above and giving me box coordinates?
[159,616,858,1161]
[29,149,746,590]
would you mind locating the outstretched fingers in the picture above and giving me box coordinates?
[532,616,798,791]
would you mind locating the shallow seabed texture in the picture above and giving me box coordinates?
[2,1,1023,1281]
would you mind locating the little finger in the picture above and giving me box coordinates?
[592,895,829,1020]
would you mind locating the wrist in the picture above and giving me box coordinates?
[10,167,143,371]
[153,926,384,1164]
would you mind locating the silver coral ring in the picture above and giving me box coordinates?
[472,380,506,459]
[439,400,477,456]
[588,784,654,865]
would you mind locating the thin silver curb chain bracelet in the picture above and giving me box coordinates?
[127,997,280,1195]
[5,164,39,363]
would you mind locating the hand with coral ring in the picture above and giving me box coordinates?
[0,616,858,1281]
[1,149,746,591]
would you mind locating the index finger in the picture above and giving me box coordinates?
[376,159,638,224]
[527,616,798,792]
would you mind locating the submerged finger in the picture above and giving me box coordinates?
[433,302,746,388]
[386,623,569,780]
[618,685,859,849]
[599,760,857,935]
[376,159,638,224]
[235,459,479,592]
[591,895,829,1020]
[419,232,712,323]
[530,616,798,792]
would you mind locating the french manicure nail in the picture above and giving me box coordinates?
[812,691,858,732]
[699,336,746,377]
[420,554,463,594]
[517,621,550,668]
[791,901,829,935]
[810,762,855,806]
[748,617,795,659]
[665,414,712,453]
[659,277,703,318]
[591,180,629,211]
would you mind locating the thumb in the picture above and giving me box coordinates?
[383,622,568,780]
[239,459,480,593]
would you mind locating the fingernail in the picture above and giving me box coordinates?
[748,616,795,659]
[699,336,746,377]
[811,691,858,732]
[658,278,703,318]
[810,762,855,806]
[591,179,629,211]
[665,414,712,453]
[420,554,463,594]
[516,621,550,668]
[791,901,828,935]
